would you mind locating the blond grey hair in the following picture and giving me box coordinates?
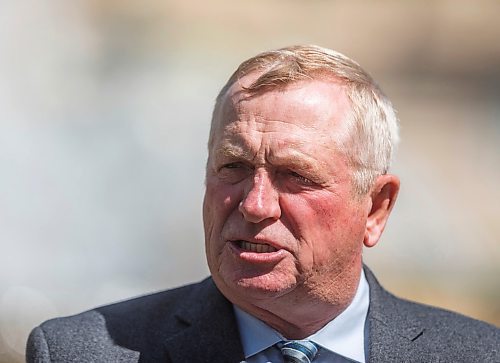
[210,45,399,195]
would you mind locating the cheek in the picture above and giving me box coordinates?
[204,180,243,269]
[282,193,367,254]
[317,200,366,244]
[281,193,343,235]
[204,178,243,230]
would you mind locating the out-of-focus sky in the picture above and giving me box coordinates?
[1,1,499,361]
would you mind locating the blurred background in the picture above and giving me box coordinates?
[1,0,499,361]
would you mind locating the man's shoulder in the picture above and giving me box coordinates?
[365,267,500,361]
[386,287,499,336]
[378,290,499,360]
[27,277,221,362]
[41,277,213,330]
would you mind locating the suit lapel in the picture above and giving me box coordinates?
[367,316,424,362]
[163,278,245,363]
[364,267,427,362]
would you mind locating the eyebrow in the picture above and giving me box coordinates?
[215,142,326,176]
[217,144,254,161]
[271,148,326,176]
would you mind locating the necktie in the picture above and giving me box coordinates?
[278,340,318,363]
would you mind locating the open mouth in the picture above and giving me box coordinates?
[234,240,278,253]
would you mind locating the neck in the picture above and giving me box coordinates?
[235,267,362,339]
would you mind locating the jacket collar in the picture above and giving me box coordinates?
[163,278,245,362]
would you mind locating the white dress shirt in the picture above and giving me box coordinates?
[234,270,369,363]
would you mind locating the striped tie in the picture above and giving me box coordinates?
[278,340,318,363]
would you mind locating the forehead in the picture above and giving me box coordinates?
[213,76,352,143]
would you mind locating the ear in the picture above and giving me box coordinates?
[363,174,400,248]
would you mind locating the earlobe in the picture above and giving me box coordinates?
[363,174,400,248]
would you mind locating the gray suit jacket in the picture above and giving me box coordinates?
[27,267,500,362]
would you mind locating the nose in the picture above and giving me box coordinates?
[239,170,281,223]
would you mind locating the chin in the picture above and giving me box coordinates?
[215,269,298,302]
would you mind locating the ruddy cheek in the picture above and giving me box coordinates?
[223,194,236,208]
[214,184,243,208]
[205,184,242,232]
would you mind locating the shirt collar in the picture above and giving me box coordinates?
[233,269,370,362]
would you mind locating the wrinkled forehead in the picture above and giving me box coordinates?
[210,73,352,146]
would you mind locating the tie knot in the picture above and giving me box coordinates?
[278,340,318,363]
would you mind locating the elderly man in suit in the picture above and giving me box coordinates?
[27,45,499,362]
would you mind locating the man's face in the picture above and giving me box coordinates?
[203,77,373,308]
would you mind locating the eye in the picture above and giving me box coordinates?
[220,162,245,170]
[288,170,315,186]
[216,162,251,183]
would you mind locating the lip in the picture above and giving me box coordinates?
[227,239,288,263]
